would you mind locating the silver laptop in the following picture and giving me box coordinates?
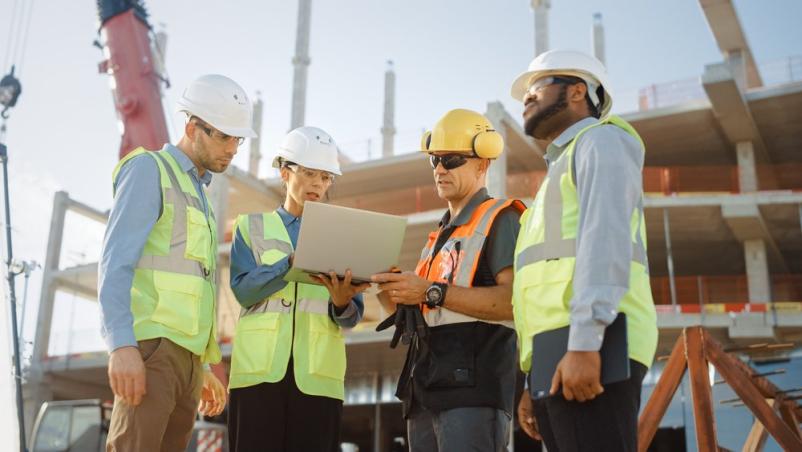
[284,202,407,285]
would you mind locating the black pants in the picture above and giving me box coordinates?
[531,360,647,452]
[228,363,342,452]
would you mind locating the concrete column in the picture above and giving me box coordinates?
[26,191,69,440]
[381,61,396,158]
[290,0,312,130]
[248,93,263,177]
[736,141,758,192]
[591,13,605,66]
[531,0,550,56]
[744,239,771,303]
[485,102,507,198]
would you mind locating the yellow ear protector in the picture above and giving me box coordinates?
[420,126,504,159]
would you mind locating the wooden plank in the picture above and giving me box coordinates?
[705,335,802,451]
[778,401,802,440]
[741,398,775,452]
[686,327,718,452]
[638,334,687,452]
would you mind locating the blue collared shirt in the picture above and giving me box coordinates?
[98,144,213,352]
[229,206,364,328]
[544,117,645,353]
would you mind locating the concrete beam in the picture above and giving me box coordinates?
[701,62,771,164]
[698,0,762,88]
[721,202,788,272]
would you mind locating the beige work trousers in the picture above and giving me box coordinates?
[106,338,203,452]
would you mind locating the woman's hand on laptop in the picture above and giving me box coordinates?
[371,271,428,306]
[314,269,370,308]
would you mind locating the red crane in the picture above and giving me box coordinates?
[96,0,169,159]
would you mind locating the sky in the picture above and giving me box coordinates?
[0,0,801,356]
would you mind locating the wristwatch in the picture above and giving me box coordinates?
[424,282,448,309]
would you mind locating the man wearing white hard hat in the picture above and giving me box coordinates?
[510,50,657,451]
[226,127,367,451]
[99,74,257,450]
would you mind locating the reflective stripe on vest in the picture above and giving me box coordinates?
[135,152,215,279]
[229,211,346,400]
[512,116,657,373]
[416,198,525,328]
[514,146,648,270]
[112,148,220,364]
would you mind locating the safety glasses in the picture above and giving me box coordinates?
[429,153,477,170]
[193,118,245,146]
[287,164,336,184]
[524,76,577,99]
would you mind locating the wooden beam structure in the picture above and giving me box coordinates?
[637,326,802,451]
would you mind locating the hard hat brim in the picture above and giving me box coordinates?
[510,70,536,102]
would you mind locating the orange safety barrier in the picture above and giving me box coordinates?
[650,274,802,306]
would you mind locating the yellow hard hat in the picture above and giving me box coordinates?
[420,109,504,159]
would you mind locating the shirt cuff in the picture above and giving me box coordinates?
[331,300,356,319]
[106,327,138,353]
[568,318,607,352]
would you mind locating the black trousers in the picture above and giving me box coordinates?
[228,362,342,452]
[531,360,647,452]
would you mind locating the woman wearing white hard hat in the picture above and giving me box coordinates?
[511,50,658,452]
[227,127,368,451]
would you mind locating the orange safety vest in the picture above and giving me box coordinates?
[415,197,526,327]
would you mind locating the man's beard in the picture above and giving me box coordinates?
[524,85,569,138]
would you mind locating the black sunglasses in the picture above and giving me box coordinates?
[429,154,477,170]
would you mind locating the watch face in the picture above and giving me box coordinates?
[427,286,442,303]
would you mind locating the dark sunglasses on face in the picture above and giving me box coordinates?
[429,153,476,170]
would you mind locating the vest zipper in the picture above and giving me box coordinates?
[290,282,298,368]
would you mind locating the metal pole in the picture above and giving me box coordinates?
[0,139,28,452]
[663,208,678,306]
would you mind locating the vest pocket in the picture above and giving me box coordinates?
[151,272,203,336]
[419,323,477,389]
[231,314,280,375]
[185,206,212,268]
[307,318,346,381]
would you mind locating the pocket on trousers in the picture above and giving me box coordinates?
[138,338,164,363]
[231,314,280,375]
[308,319,346,381]
[150,273,203,336]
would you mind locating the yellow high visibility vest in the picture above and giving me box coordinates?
[512,116,657,373]
[112,148,221,364]
[228,212,346,400]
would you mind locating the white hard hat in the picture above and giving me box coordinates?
[177,74,257,138]
[272,126,342,176]
[510,49,613,118]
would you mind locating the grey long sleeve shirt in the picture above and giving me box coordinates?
[543,117,645,352]
[98,144,212,352]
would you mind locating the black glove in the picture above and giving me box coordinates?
[376,304,428,349]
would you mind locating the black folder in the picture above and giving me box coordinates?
[528,312,629,399]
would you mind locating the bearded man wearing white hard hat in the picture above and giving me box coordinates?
[510,50,657,451]
[100,74,256,450]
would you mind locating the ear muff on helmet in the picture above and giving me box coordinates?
[421,128,503,158]
[420,131,432,151]
[472,129,503,159]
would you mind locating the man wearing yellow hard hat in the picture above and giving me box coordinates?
[372,109,525,451]
[510,50,658,451]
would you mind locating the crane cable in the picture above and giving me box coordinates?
[3,0,35,76]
